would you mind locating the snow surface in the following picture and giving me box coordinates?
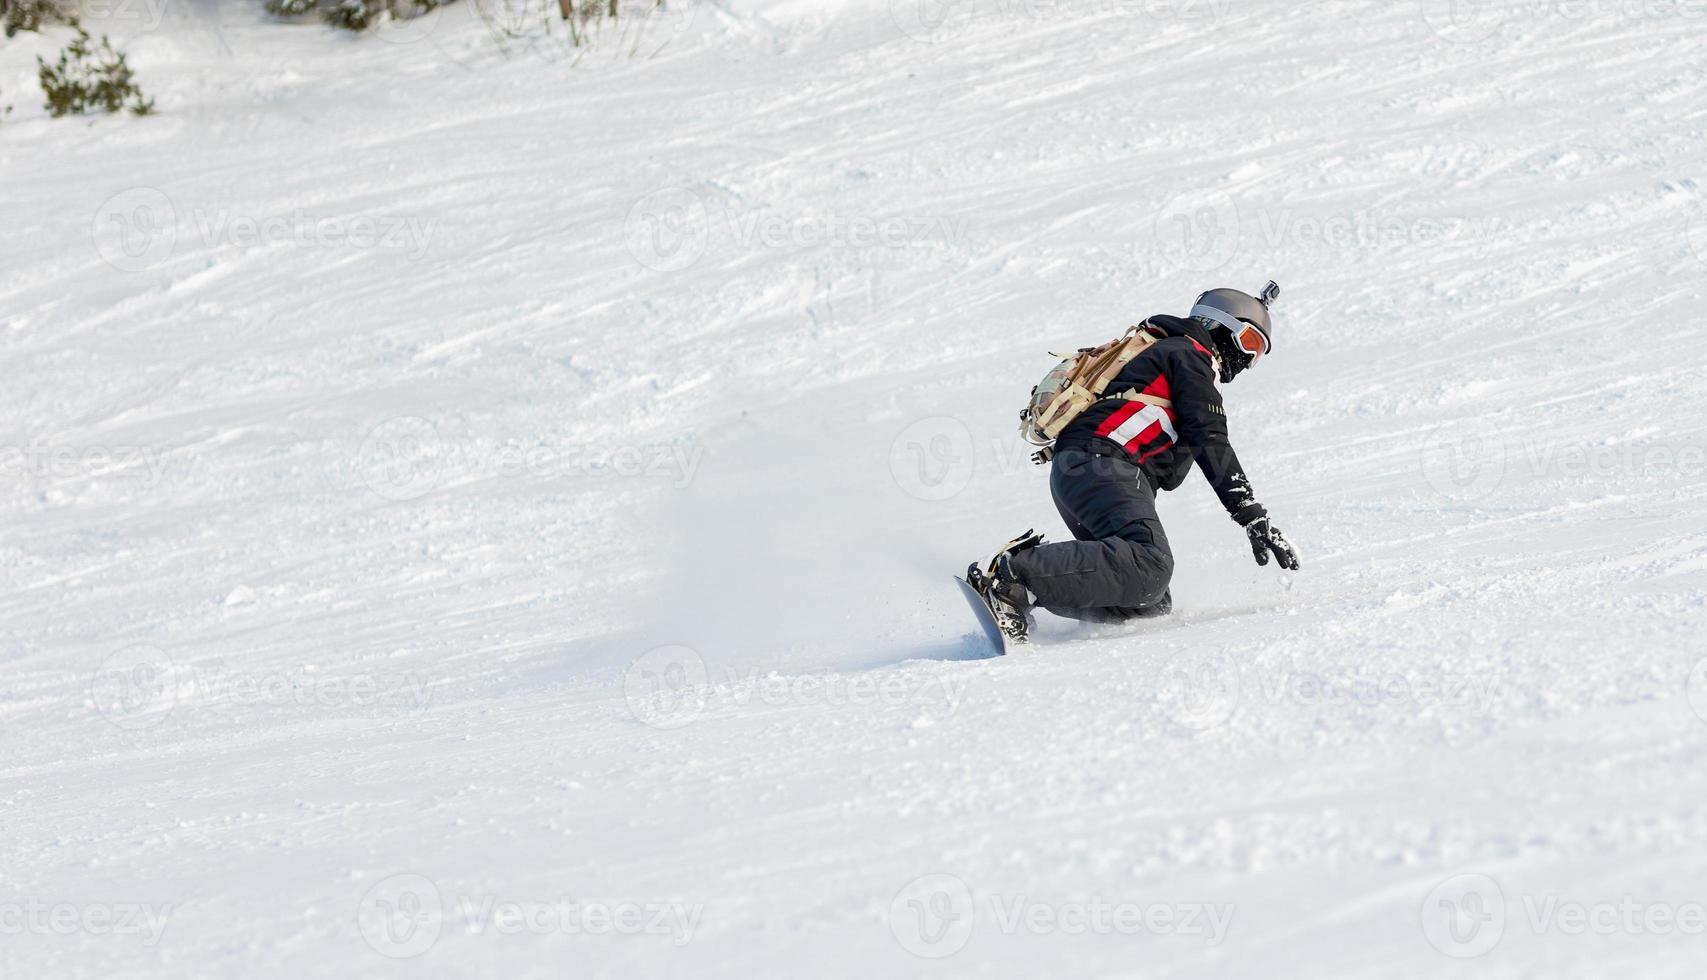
[3,0,1707,977]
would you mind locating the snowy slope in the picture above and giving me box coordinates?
[3,0,1707,977]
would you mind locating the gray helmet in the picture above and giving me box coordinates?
[1191,281,1279,352]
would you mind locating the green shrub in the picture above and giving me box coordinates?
[266,0,455,32]
[3,0,71,37]
[37,22,155,118]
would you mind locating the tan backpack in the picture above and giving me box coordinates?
[1019,321,1171,463]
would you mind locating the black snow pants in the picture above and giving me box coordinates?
[1005,449,1174,623]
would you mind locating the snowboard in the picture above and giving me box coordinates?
[955,576,1014,657]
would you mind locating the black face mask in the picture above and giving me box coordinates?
[1209,328,1254,384]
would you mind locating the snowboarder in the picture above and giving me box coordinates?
[967,282,1300,644]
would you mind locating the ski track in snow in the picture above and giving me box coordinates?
[2,0,1707,976]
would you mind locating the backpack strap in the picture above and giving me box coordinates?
[1114,390,1173,410]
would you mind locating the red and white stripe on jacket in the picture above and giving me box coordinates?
[1092,373,1177,462]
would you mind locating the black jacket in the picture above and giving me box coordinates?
[1053,315,1266,525]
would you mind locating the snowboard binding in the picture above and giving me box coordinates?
[966,529,1044,645]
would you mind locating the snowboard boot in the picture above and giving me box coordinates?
[1133,589,1173,620]
[966,530,1044,644]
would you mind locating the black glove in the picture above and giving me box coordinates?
[1244,517,1300,571]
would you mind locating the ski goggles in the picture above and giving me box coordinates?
[1191,305,1270,363]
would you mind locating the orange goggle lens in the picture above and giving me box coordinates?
[1232,322,1269,361]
